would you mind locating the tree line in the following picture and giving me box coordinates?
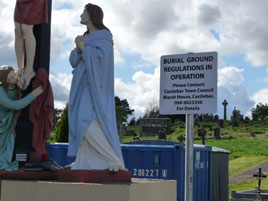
[251,103,268,120]
[53,99,268,142]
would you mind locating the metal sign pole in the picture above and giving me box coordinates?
[185,114,194,201]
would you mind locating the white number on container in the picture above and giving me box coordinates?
[132,168,164,178]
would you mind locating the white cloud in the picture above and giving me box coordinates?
[210,0,268,66]
[0,1,16,68]
[115,67,160,118]
[217,66,254,118]
[2,0,268,68]
[252,89,268,106]
[49,72,72,108]
[114,48,125,65]
[251,67,268,108]
[1,0,268,118]
[218,66,244,87]
[132,62,153,70]
[198,4,221,25]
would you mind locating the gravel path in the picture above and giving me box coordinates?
[229,160,268,184]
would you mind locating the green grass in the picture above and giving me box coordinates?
[229,156,268,177]
[121,135,158,143]
[122,120,268,199]
[126,125,140,135]
[121,136,136,142]
[195,137,268,160]
[229,178,268,198]
[122,122,268,161]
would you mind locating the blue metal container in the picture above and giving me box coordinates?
[46,140,211,201]
[46,143,75,167]
[121,140,211,201]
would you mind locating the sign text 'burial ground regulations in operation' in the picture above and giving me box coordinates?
[160,52,218,115]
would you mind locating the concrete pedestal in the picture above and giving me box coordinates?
[0,179,176,201]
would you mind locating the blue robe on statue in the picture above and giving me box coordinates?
[68,29,123,161]
[0,86,35,171]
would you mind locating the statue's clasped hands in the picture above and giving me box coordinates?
[75,35,86,53]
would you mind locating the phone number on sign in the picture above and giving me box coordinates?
[174,100,203,105]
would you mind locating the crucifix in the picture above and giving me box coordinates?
[14,0,52,167]
[222,99,228,120]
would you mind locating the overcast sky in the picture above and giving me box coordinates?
[1,0,268,119]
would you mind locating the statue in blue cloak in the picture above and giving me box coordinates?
[68,3,125,171]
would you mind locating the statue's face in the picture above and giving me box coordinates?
[80,8,91,25]
[6,70,17,85]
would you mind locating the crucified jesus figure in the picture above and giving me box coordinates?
[14,0,48,90]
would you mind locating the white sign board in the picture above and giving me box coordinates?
[160,52,217,115]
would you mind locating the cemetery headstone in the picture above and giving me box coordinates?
[218,119,224,128]
[194,116,200,127]
[231,107,244,127]
[232,120,238,127]
[214,127,221,140]
[125,130,136,136]
[198,129,207,137]
[198,129,207,144]
[198,115,203,121]
[203,114,214,122]
[140,118,172,136]
[133,136,140,140]
[158,128,167,140]
[213,114,219,122]
[201,135,206,145]
[119,124,126,136]
[252,111,258,121]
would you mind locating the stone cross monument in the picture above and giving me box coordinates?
[222,99,228,121]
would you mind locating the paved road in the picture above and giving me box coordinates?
[229,160,268,184]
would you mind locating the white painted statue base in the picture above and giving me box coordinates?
[0,179,176,201]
